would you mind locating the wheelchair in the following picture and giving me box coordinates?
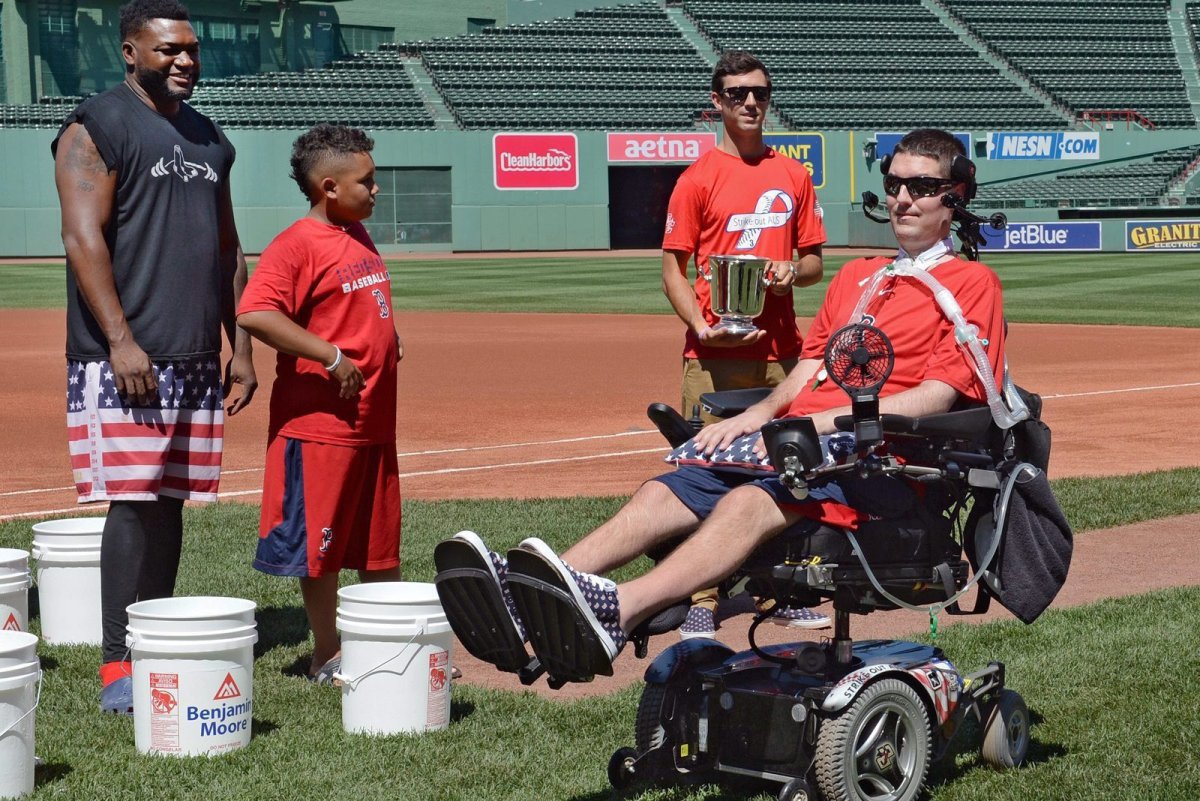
[607,325,1050,801]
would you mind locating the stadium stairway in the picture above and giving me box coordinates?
[1167,0,1200,126]
[664,1,792,132]
[924,0,1073,126]
[401,56,462,130]
[665,4,717,68]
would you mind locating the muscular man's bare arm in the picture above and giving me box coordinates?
[55,122,156,404]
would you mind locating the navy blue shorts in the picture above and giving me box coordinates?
[652,466,849,522]
[653,465,918,524]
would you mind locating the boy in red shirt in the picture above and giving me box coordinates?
[237,124,402,683]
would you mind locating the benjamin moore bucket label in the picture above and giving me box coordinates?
[148,666,252,754]
[427,650,450,730]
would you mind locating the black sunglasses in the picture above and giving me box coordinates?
[883,174,957,199]
[719,85,771,104]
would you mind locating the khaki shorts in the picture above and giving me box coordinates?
[681,357,797,426]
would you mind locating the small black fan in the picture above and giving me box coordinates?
[824,324,895,445]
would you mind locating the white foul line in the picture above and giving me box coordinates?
[215,447,667,499]
[1040,381,1200,400]
[0,429,662,498]
[0,446,666,519]
[5,379,1199,519]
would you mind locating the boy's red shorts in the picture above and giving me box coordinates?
[254,435,401,578]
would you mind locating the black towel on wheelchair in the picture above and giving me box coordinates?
[976,463,1073,624]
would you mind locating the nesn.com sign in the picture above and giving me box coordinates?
[987,132,1100,160]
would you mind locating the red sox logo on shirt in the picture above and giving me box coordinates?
[371,288,390,318]
[726,189,795,250]
[319,527,334,554]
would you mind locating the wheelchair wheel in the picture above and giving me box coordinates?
[635,683,670,752]
[778,776,815,801]
[608,746,638,791]
[814,678,931,801]
[980,689,1030,770]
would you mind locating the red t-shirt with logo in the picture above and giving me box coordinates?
[238,217,398,445]
[785,256,1007,419]
[662,147,827,361]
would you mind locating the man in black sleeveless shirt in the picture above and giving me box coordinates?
[51,0,256,715]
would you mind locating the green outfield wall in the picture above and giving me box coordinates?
[3,126,1198,257]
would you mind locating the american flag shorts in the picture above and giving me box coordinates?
[66,356,224,503]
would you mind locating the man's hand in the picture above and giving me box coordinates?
[330,355,365,399]
[109,339,157,405]
[692,404,775,455]
[223,353,258,415]
[766,260,799,296]
[697,325,767,348]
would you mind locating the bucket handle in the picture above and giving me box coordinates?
[0,669,42,741]
[333,621,425,690]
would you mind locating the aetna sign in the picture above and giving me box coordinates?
[493,133,579,190]
[607,132,716,163]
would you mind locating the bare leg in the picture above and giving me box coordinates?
[562,480,700,574]
[358,566,401,582]
[616,485,801,632]
[300,573,341,674]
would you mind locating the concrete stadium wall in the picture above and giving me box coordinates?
[4,126,1197,258]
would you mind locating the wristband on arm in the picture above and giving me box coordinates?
[324,345,343,372]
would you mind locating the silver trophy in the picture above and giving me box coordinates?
[704,255,772,335]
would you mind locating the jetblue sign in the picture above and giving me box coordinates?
[978,222,1102,252]
[987,132,1100,160]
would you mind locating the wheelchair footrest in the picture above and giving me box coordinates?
[433,540,532,675]
[507,549,616,684]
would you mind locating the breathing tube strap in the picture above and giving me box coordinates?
[846,240,1029,429]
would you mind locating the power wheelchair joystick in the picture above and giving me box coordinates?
[761,417,823,497]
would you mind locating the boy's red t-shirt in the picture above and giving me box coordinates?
[662,147,827,361]
[238,217,398,445]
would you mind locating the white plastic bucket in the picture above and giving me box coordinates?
[0,551,30,635]
[335,582,453,736]
[30,518,104,645]
[126,597,257,757]
[0,631,40,800]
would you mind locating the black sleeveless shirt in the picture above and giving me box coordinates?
[52,82,236,360]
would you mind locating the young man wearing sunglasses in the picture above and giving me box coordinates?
[660,50,829,638]
[433,129,1010,682]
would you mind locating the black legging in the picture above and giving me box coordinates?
[100,497,184,663]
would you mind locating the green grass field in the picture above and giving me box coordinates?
[3,252,1199,799]
[3,251,1199,326]
[0,470,1198,801]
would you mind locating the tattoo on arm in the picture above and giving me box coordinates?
[63,127,110,192]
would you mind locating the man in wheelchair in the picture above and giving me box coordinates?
[435,128,1045,687]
